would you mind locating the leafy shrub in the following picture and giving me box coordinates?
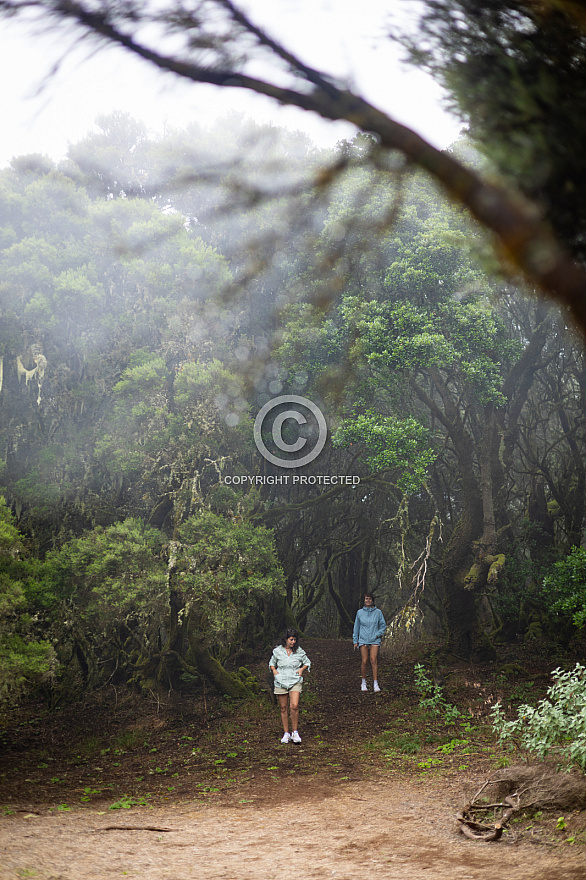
[414,663,460,724]
[46,518,167,629]
[176,511,286,653]
[491,663,586,771]
[0,497,54,704]
[543,547,586,628]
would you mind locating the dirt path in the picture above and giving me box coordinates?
[0,639,585,879]
[1,778,585,880]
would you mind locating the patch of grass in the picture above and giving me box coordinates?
[437,738,469,754]
[417,757,443,770]
[79,736,102,756]
[423,732,442,745]
[80,787,102,802]
[114,730,142,750]
[395,734,422,755]
[508,682,536,704]
[459,720,479,733]
[109,795,150,810]
[368,729,423,755]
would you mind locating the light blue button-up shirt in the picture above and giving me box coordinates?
[269,644,311,689]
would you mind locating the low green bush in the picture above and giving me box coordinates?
[414,663,461,724]
[491,663,586,771]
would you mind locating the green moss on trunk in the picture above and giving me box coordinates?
[193,647,251,699]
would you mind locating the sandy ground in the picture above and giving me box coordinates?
[2,640,586,879]
[1,778,585,880]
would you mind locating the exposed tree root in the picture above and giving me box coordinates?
[457,764,586,841]
[457,778,520,841]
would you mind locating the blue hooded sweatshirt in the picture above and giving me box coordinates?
[353,605,387,646]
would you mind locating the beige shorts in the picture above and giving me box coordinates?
[274,682,302,695]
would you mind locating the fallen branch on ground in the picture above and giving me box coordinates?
[457,792,519,841]
[92,825,177,832]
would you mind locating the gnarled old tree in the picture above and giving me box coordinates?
[46,513,285,697]
[309,257,556,655]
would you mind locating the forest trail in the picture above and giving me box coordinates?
[0,639,584,879]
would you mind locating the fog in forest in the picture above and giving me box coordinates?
[0,0,585,725]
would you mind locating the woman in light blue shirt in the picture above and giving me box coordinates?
[269,628,311,743]
[353,592,386,692]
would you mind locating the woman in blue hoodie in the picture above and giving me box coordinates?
[353,593,386,692]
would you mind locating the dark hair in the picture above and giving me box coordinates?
[364,592,376,606]
[281,628,299,651]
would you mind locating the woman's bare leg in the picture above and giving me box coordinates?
[370,645,379,681]
[289,690,300,731]
[278,694,289,733]
[360,645,369,678]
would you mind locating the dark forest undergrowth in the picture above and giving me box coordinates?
[1,638,586,849]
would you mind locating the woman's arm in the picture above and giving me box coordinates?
[296,649,310,674]
[377,609,387,638]
[353,611,361,645]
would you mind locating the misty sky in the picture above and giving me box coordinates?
[0,0,462,167]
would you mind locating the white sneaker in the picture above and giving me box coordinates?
[291,731,302,743]
[361,681,368,692]
[373,682,381,693]
[281,732,291,743]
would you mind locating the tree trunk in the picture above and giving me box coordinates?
[192,646,250,698]
[441,493,484,657]
[425,372,486,656]
[479,405,497,548]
